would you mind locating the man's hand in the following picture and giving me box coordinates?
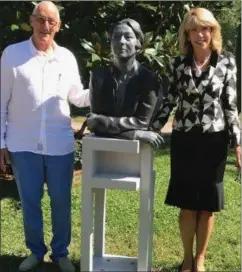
[0,148,10,173]
[134,130,164,148]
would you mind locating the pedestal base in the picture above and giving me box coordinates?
[81,137,155,272]
[91,255,137,271]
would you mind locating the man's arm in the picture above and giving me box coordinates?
[67,53,90,108]
[1,47,13,172]
[68,87,90,108]
[1,47,14,149]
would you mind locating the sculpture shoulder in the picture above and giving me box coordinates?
[89,67,111,93]
[91,66,111,80]
[138,65,162,89]
[138,64,158,79]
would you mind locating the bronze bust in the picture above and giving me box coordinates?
[86,18,164,148]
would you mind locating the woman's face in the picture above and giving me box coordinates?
[111,24,138,59]
[188,25,212,52]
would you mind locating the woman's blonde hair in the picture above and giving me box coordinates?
[178,8,222,55]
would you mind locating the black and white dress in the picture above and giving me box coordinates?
[153,51,240,212]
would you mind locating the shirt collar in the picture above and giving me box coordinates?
[110,60,140,78]
[185,50,218,68]
[29,36,60,62]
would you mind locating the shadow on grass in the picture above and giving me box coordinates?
[153,262,180,272]
[0,177,20,202]
[155,137,171,157]
[226,160,236,166]
[0,254,179,272]
[0,255,80,272]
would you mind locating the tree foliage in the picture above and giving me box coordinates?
[0,1,241,112]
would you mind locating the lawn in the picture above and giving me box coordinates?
[71,115,86,124]
[0,145,240,272]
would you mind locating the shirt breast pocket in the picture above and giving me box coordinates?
[51,72,69,100]
[56,75,68,99]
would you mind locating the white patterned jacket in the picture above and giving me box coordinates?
[152,51,240,146]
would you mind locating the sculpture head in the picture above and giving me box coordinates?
[110,18,144,60]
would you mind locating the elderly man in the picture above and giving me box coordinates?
[0,2,89,271]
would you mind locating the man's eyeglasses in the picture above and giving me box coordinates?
[32,15,58,27]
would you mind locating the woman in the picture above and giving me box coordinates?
[152,8,241,272]
[86,18,164,148]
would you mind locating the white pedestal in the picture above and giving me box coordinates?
[81,135,155,272]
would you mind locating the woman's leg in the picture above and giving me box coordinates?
[179,209,197,271]
[195,211,214,272]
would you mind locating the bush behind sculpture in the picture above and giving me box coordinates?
[0,1,240,172]
[1,1,240,86]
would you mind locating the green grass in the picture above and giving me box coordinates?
[71,115,86,124]
[0,146,240,271]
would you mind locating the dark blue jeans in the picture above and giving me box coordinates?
[10,151,74,262]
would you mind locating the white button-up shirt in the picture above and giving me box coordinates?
[1,38,90,155]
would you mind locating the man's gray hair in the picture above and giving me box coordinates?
[32,2,60,22]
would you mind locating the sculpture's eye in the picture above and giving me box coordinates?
[125,35,134,40]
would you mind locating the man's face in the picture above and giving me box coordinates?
[111,24,138,59]
[30,5,61,45]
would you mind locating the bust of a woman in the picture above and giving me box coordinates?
[86,18,164,148]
